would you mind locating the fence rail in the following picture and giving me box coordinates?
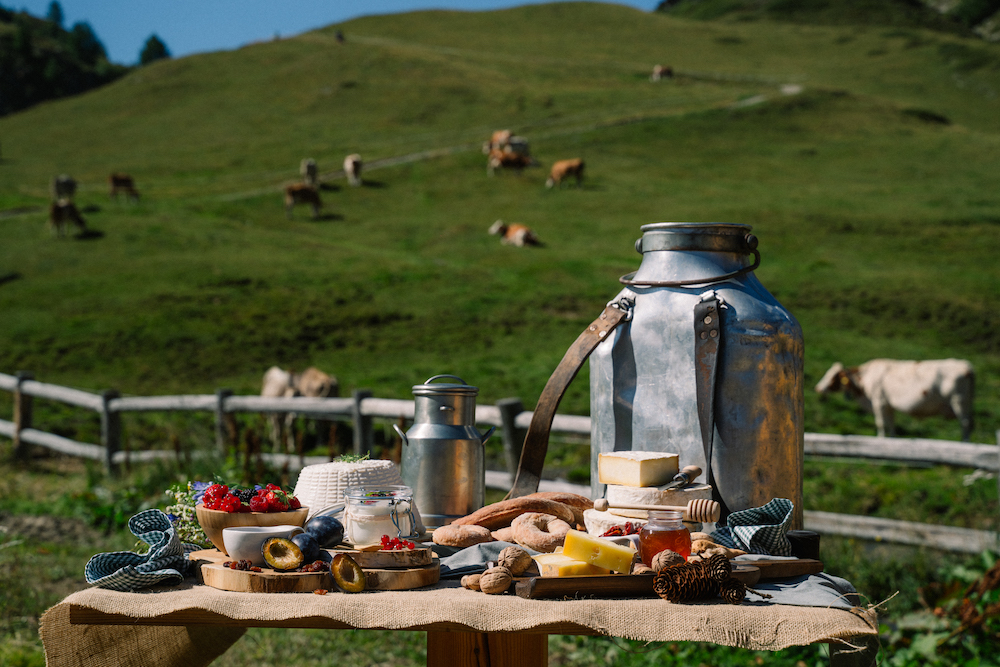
[2,371,998,554]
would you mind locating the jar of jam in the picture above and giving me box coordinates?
[638,510,691,566]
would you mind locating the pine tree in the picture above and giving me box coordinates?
[139,34,170,65]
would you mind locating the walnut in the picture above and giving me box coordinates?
[651,549,686,572]
[479,566,513,595]
[461,574,482,591]
[498,546,533,576]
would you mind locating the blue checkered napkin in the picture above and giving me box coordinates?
[709,498,794,556]
[85,509,201,591]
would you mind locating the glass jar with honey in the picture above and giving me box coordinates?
[638,510,692,566]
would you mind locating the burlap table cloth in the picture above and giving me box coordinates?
[40,579,877,667]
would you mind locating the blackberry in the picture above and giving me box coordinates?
[232,487,254,504]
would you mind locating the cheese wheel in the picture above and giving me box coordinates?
[583,508,647,536]
[605,483,713,519]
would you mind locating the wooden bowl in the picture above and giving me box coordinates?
[196,505,309,555]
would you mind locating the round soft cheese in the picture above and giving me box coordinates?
[605,483,713,519]
[583,508,647,536]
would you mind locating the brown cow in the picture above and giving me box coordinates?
[261,366,339,452]
[483,129,513,154]
[48,200,87,237]
[650,64,674,81]
[546,159,585,188]
[109,173,140,201]
[284,183,321,219]
[487,148,537,176]
[488,219,540,247]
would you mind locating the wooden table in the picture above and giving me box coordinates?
[43,580,879,667]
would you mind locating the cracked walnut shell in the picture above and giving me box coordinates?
[498,546,533,576]
[479,566,513,595]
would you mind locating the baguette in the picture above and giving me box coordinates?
[451,497,576,530]
[524,492,593,529]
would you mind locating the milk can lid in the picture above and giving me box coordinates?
[411,374,479,397]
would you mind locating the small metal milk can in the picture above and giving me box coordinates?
[589,223,804,528]
[395,375,495,529]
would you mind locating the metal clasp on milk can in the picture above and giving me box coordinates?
[394,375,496,529]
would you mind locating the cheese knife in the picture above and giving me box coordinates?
[662,465,702,491]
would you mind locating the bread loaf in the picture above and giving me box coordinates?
[451,497,576,530]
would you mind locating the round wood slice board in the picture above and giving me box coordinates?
[191,549,440,592]
[333,547,433,569]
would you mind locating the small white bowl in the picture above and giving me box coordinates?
[222,525,305,567]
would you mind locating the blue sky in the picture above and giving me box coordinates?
[13,1,657,65]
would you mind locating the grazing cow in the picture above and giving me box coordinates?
[300,158,318,186]
[261,366,339,452]
[650,64,674,81]
[48,200,87,237]
[50,174,77,201]
[815,359,975,441]
[546,158,585,188]
[109,173,140,201]
[284,183,321,219]
[487,148,538,176]
[488,219,540,247]
[483,129,513,154]
[344,154,363,186]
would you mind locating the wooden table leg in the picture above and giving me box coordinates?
[427,630,547,667]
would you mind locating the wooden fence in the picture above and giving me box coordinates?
[2,370,998,554]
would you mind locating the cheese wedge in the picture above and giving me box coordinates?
[562,529,637,573]
[532,553,611,577]
[598,451,679,487]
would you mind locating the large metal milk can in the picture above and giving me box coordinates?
[590,223,804,528]
[395,375,495,529]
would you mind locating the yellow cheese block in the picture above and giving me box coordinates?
[531,553,611,577]
[562,529,637,573]
[597,451,679,487]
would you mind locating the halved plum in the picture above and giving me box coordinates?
[330,553,366,593]
[261,537,305,571]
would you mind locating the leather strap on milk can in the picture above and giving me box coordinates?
[506,300,632,499]
[694,292,722,500]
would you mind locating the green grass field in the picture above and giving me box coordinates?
[2,2,1000,665]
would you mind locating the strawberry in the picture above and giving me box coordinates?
[265,490,289,512]
[288,496,301,510]
[248,495,268,513]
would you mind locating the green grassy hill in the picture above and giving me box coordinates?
[1,1,999,445]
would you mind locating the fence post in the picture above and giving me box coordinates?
[352,389,373,456]
[497,398,525,477]
[13,371,33,460]
[100,389,121,476]
[215,389,233,455]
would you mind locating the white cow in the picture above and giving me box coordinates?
[261,366,339,452]
[815,359,975,441]
[488,219,540,247]
[344,154,362,187]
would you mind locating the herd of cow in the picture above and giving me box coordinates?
[46,172,139,236]
[283,154,363,219]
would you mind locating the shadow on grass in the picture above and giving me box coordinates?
[361,179,387,188]
[76,229,105,240]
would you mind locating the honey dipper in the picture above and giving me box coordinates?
[593,497,721,523]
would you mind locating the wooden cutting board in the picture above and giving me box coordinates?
[512,559,824,600]
[513,563,761,600]
[191,549,441,593]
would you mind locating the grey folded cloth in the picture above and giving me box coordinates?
[439,541,539,578]
[85,509,201,591]
[710,498,794,556]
